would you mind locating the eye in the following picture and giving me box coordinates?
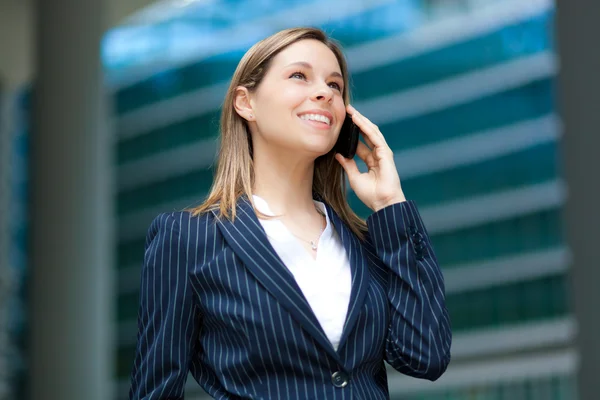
[290,71,306,80]
[328,82,342,91]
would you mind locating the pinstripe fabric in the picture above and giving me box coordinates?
[129,197,451,399]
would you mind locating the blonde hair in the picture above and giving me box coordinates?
[189,27,367,240]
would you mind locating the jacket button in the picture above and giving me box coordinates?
[331,371,349,388]
[413,231,424,244]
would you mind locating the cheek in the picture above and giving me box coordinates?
[280,86,309,108]
[334,100,347,128]
[260,88,304,123]
[257,83,299,108]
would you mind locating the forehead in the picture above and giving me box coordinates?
[271,39,342,73]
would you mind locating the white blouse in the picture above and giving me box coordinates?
[253,195,352,350]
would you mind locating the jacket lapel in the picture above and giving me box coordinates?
[325,205,371,352]
[214,197,342,363]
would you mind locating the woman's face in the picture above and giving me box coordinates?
[246,39,347,157]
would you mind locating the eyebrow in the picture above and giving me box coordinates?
[284,61,343,79]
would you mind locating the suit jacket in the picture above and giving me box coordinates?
[129,197,452,400]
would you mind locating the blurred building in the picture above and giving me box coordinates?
[108,0,575,399]
[1,0,594,399]
[0,88,29,399]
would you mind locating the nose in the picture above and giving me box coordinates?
[311,83,334,103]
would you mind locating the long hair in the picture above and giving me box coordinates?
[189,27,367,240]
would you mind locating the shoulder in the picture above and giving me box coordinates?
[143,210,224,271]
[146,210,219,247]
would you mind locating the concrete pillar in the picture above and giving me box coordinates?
[29,0,114,398]
[555,1,600,399]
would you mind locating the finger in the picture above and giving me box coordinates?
[335,153,361,180]
[347,105,387,148]
[355,141,374,165]
[351,112,383,146]
[348,104,380,135]
[349,108,395,163]
[361,132,375,149]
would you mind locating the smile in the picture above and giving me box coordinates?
[299,113,331,126]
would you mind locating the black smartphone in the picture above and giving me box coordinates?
[334,114,360,158]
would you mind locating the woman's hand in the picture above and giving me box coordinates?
[335,104,406,212]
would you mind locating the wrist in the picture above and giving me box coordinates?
[372,192,407,212]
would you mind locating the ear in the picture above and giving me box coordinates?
[233,86,255,122]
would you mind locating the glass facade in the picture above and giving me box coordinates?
[1,88,30,400]
[108,0,573,398]
[397,375,576,400]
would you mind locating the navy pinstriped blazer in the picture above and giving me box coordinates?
[129,197,451,399]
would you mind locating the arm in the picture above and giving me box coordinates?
[366,200,451,381]
[334,105,451,380]
[129,213,201,399]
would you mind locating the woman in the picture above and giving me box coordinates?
[129,27,451,400]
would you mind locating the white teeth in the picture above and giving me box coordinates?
[300,113,331,125]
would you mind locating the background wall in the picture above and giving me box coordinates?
[1,0,592,398]
[109,0,575,398]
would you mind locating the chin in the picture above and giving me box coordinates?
[284,130,335,156]
[302,141,334,157]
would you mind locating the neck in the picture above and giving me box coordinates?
[252,147,318,217]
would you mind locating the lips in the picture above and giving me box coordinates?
[297,109,334,126]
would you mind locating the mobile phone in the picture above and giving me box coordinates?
[334,114,360,158]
